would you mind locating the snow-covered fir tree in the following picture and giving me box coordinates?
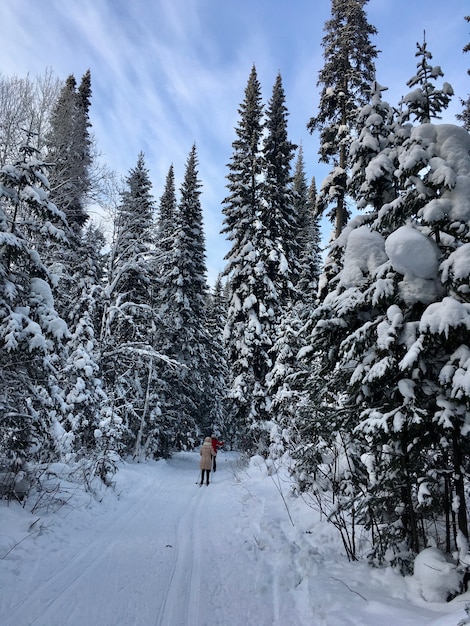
[399,37,454,125]
[205,274,229,441]
[100,153,156,457]
[295,46,470,567]
[41,72,94,318]
[262,72,299,297]
[293,148,322,308]
[222,66,267,448]
[0,141,70,467]
[42,71,93,323]
[262,73,304,455]
[149,164,180,455]
[223,68,299,451]
[292,0,379,558]
[155,146,212,450]
[308,0,377,240]
[267,148,321,460]
[456,15,470,131]
[39,70,122,466]
[59,224,120,458]
[155,165,177,277]
[348,81,398,214]
[46,71,92,232]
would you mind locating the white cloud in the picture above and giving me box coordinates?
[1,0,468,286]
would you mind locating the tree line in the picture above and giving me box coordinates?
[1,0,470,572]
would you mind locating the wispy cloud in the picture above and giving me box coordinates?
[1,0,469,283]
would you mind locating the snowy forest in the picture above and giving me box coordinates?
[1,0,470,584]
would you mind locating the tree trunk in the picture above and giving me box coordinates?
[453,430,468,543]
[334,145,348,239]
[133,357,153,459]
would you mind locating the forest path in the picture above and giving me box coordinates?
[0,451,443,626]
[1,452,285,626]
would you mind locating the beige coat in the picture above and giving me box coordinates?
[200,437,215,470]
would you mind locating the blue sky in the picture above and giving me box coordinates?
[1,0,469,284]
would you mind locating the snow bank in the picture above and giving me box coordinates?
[1,453,470,625]
[413,547,462,603]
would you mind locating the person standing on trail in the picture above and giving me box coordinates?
[199,437,215,486]
[211,434,224,472]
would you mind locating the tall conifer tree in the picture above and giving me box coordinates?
[205,275,229,438]
[0,142,70,466]
[156,146,211,449]
[46,71,92,231]
[223,69,299,450]
[293,149,322,307]
[263,72,299,297]
[308,0,377,241]
[296,46,470,565]
[222,66,266,446]
[100,153,156,455]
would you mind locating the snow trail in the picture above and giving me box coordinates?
[156,477,205,625]
[4,462,173,626]
[1,450,465,625]
[1,452,279,626]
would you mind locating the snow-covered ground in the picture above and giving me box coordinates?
[1,451,469,626]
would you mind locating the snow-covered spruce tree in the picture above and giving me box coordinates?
[59,224,116,457]
[263,73,307,456]
[223,68,299,452]
[292,218,380,562]
[291,82,401,562]
[348,81,399,214]
[42,71,93,317]
[41,70,120,467]
[222,66,267,449]
[100,153,156,457]
[292,146,310,278]
[0,141,70,468]
[297,53,470,567]
[293,82,406,554]
[151,164,181,456]
[399,37,454,125]
[46,71,92,232]
[155,146,212,450]
[291,0,377,555]
[456,15,470,131]
[262,73,300,295]
[266,305,306,462]
[205,274,229,440]
[335,122,470,568]
[307,0,377,241]
[267,149,321,460]
[293,150,322,309]
[340,59,468,563]
[155,165,177,275]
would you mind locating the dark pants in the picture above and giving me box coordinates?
[200,469,210,485]
[213,454,217,472]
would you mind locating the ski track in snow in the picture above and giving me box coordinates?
[1,453,281,626]
[156,479,204,626]
[0,451,457,626]
[3,462,171,626]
